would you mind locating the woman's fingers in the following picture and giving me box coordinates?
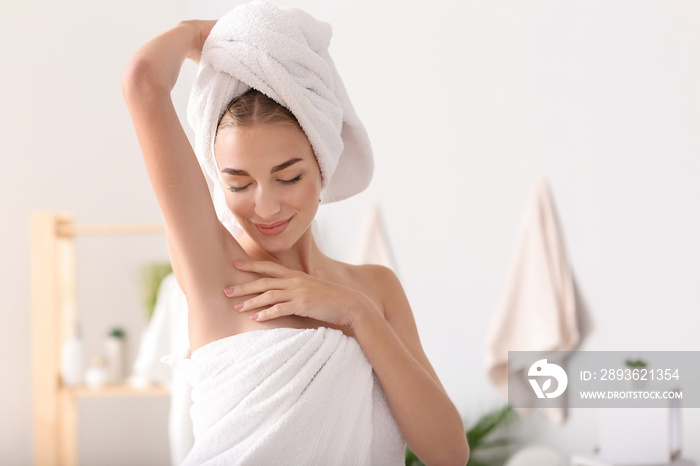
[224,261,351,325]
[199,20,217,42]
[234,289,291,313]
[223,260,299,296]
[253,303,293,322]
[224,277,292,298]
[234,259,294,278]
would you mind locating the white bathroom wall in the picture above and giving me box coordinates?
[0,0,190,464]
[2,0,698,464]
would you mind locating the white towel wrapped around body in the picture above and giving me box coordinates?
[165,326,405,465]
[188,0,374,237]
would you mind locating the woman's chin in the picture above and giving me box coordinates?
[247,230,296,254]
[240,216,313,255]
[257,239,292,255]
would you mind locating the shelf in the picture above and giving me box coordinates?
[57,222,164,237]
[62,384,170,398]
[31,211,168,466]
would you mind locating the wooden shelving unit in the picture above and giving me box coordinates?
[31,211,170,466]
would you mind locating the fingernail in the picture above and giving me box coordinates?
[224,287,234,296]
[250,314,258,321]
[234,259,244,267]
[235,303,244,311]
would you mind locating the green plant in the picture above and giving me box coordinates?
[465,404,516,466]
[625,359,647,369]
[405,405,516,466]
[108,327,126,339]
[141,261,173,320]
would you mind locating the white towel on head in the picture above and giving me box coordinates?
[188,0,373,235]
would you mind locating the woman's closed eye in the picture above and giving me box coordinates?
[227,183,252,193]
[278,174,302,185]
[227,175,302,193]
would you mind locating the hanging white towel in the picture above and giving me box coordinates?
[348,203,395,271]
[484,179,580,424]
[132,274,193,465]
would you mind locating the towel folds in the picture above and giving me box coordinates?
[165,326,405,465]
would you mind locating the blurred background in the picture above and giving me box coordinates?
[2,0,698,464]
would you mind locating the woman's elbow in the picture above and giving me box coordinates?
[120,56,168,105]
[121,56,147,101]
[422,437,469,466]
[446,438,470,466]
[457,438,470,466]
[444,418,470,465]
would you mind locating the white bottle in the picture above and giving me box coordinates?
[60,328,84,387]
[104,331,126,384]
[85,356,109,388]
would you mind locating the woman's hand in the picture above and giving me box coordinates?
[223,260,376,328]
[228,261,470,464]
[122,19,217,95]
[181,20,217,64]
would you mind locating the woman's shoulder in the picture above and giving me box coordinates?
[335,261,398,286]
[331,261,406,312]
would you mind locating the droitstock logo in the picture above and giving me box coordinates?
[528,359,568,399]
[510,351,700,408]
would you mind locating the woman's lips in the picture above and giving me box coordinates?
[253,217,292,236]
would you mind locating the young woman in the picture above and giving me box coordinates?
[122,3,468,464]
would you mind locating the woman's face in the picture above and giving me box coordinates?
[214,122,322,253]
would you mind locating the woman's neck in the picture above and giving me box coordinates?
[238,228,325,275]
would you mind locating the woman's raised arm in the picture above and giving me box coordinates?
[121,21,255,349]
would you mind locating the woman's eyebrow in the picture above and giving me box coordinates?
[221,158,303,177]
[271,158,302,174]
[221,168,249,176]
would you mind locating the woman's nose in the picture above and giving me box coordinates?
[254,186,281,219]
